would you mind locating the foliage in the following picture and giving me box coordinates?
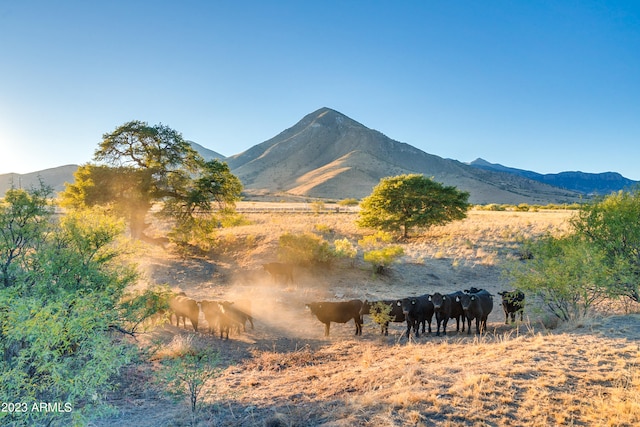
[337,198,359,206]
[0,184,53,287]
[508,234,610,321]
[61,121,242,242]
[167,216,220,256]
[570,190,640,302]
[358,174,470,238]
[0,186,138,425]
[357,231,393,250]
[333,238,357,266]
[156,336,220,427]
[363,246,404,275]
[119,285,172,333]
[357,231,403,274]
[369,301,393,327]
[278,232,334,265]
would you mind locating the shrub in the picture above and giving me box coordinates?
[337,198,359,206]
[278,232,334,265]
[156,335,220,427]
[507,234,610,321]
[369,301,393,328]
[333,238,357,266]
[363,246,404,275]
[0,187,137,425]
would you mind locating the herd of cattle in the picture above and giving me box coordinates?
[167,288,525,340]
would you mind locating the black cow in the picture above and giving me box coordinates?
[497,290,525,324]
[305,300,363,337]
[217,301,254,340]
[457,290,493,334]
[400,295,434,338]
[429,291,465,336]
[263,262,294,284]
[361,300,406,335]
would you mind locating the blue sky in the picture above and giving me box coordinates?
[1,1,639,179]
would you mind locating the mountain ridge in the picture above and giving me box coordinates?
[1,108,633,204]
[469,158,637,195]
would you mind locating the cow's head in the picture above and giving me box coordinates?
[400,298,416,315]
[305,302,321,314]
[457,294,473,311]
[430,293,445,309]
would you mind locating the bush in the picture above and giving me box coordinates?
[363,246,404,275]
[278,232,334,265]
[507,234,611,321]
[337,198,359,206]
[369,301,393,327]
[0,187,138,425]
[156,335,220,427]
[333,238,357,266]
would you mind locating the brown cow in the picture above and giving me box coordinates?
[217,301,254,340]
[199,300,221,334]
[263,262,294,284]
[169,295,199,332]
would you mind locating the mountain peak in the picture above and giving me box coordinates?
[300,107,363,131]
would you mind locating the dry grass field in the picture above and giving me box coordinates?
[97,207,640,427]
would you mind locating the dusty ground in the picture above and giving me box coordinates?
[93,209,640,427]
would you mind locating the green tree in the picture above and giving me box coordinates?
[0,186,138,426]
[357,174,470,238]
[0,184,53,287]
[61,121,242,241]
[571,189,640,302]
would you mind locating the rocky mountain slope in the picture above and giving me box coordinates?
[226,107,581,204]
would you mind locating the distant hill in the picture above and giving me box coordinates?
[188,141,226,161]
[0,142,226,197]
[469,158,638,195]
[0,165,78,195]
[226,108,582,204]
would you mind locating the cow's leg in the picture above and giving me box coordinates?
[324,322,330,337]
[353,317,361,335]
[442,318,449,336]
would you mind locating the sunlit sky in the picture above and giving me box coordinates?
[1,1,639,179]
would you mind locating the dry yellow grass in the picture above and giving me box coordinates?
[203,325,640,426]
[98,206,640,427]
